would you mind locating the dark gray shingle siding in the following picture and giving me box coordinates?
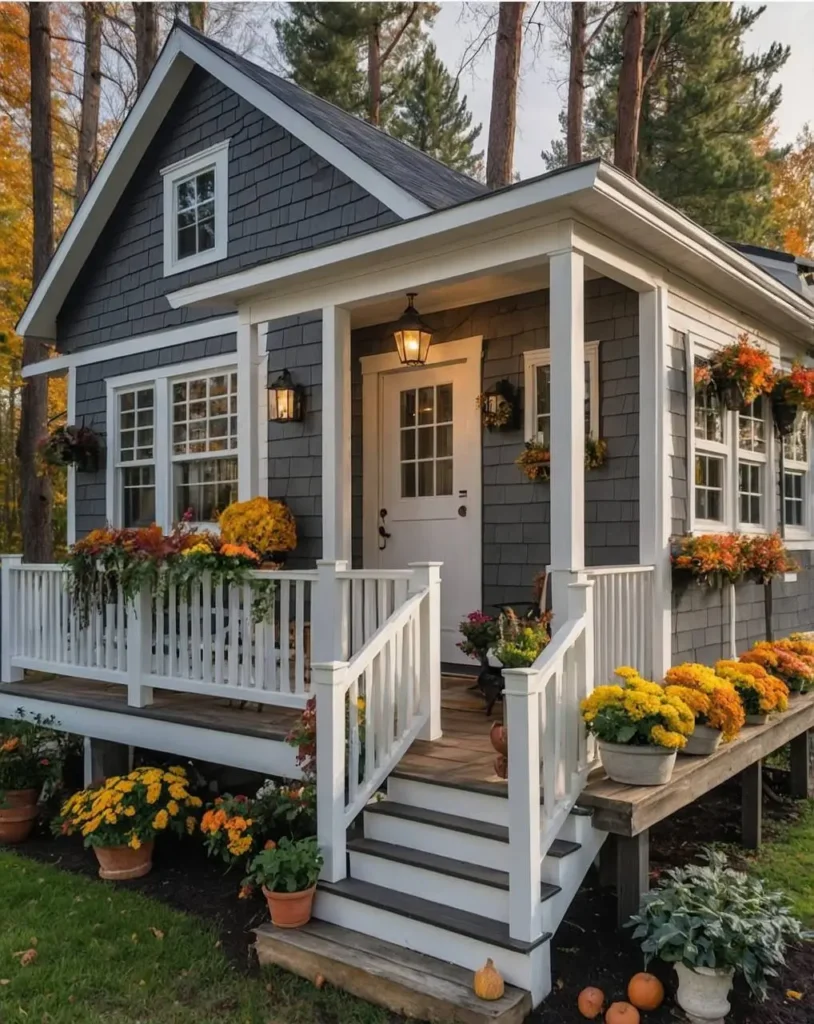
[57,67,399,352]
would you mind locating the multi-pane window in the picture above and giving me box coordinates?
[694,381,724,443]
[695,453,724,522]
[738,463,762,525]
[117,387,155,528]
[783,413,809,530]
[784,472,804,527]
[399,383,453,498]
[172,372,239,522]
[737,398,767,527]
[738,397,766,453]
[175,169,215,261]
[524,342,600,444]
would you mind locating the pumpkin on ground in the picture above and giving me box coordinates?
[627,972,664,1011]
[605,1002,640,1024]
[473,959,504,1001]
[577,985,605,1018]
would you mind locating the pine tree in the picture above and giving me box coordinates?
[582,3,789,242]
[390,44,483,175]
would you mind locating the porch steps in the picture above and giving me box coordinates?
[254,918,532,1024]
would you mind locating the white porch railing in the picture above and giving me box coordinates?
[585,564,655,684]
[502,576,595,944]
[314,563,441,881]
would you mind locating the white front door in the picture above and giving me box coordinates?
[363,339,482,665]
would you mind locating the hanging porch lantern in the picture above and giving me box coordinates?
[393,293,433,366]
[267,369,304,422]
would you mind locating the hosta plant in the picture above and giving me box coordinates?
[628,848,805,1000]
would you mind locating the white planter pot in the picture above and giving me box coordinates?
[674,962,734,1023]
[597,741,677,786]
[744,713,768,727]
[683,724,723,757]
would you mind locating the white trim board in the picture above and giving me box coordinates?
[23,316,239,378]
[17,26,430,341]
[161,139,230,276]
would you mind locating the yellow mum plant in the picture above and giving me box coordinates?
[55,765,202,850]
[219,497,297,558]
[715,660,789,717]
[580,668,695,751]
[663,663,745,741]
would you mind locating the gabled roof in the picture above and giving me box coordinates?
[175,24,486,212]
[18,22,486,340]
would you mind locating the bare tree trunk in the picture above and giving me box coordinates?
[367,21,381,125]
[187,2,206,31]
[614,1,646,176]
[23,2,54,563]
[133,2,158,94]
[566,2,587,165]
[75,2,103,208]
[486,2,525,189]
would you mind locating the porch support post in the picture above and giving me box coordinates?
[741,759,763,850]
[549,247,585,622]
[790,730,812,799]
[638,285,672,678]
[127,584,154,708]
[67,366,77,546]
[236,320,261,500]
[322,305,352,562]
[503,666,543,943]
[409,562,442,741]
[0,555,23,683]
[313,660,348,882]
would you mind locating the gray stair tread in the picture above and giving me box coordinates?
[391,770,595,817]
[318,877,551,953]
[255,918,531,1024]
[348,837,561,900]
[364,801,581,859]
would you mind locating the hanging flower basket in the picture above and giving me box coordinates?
[772,365,814,436]
[516,438,609,481]
[476,379,520,432]
[39,424,102,473]
[708,334,775,410]
[714,375,747,412]
[693,363,714,394]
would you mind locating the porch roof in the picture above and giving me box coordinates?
[166,161,814,345]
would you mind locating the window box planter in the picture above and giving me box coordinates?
[597,741,677,786]
[0,789,39,844]
[682,723,723,757]
[674,963,734,1024]
[94,841,154,880]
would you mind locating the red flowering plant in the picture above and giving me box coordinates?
[0,712,65,806]
[458,611,501,664]
[709,334,776,407]
[671,533,747,587]
[774,363,814,414]
[693,363,714,392]
[741,534,799,585]
[286,692,367,788]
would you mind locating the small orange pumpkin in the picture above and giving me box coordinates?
[627,972,664,1011]
[473,959,504,1001]
[314,974,325,990]
[605,1002,640,1024]
[577,985,605,1018]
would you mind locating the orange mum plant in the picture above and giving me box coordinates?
[663,663,744,741]
[741,641,814,694]
[708,333,776,405]
[773,363,814,413]
[715,660,789,717]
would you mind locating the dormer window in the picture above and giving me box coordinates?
[161,140,229,275]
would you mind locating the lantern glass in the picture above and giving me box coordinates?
[393,294,433,366]
[268,370,302,422]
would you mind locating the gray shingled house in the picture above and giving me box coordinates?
[4,22,814,1017]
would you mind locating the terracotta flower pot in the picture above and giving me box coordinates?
[262,885,316,928]
[0,789,39,844]
[683,724,723,757]
[93,841,154,880]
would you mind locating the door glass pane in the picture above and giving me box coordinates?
[401,462,416,498]
[437,383,453,423]
[400,430,415,461]
[418,426,434,460]
[399,383,454,499]
[436,424,452,458]
[418,387,434,425]
[400,390,416,427]
[436,459,453,495]
[417,461,434,497]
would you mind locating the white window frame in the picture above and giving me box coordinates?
[736,396,769,533]
[523,340,600,444]
[114,384,157,529]
[690,351,730,531]
[106,354,240,532]
[783,412,811,538]
[161,140,229,276]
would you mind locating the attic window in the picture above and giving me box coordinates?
[161,140,229,276]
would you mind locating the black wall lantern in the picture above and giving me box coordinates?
[268,369,304,423]
[393,293,433,366]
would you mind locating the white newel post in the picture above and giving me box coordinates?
[568,577,595,771]
[127,583,154,708]
[409,562,442,741]
[549,248,586,625]
[503,666,543,943]
[322,305,352,562]
[0,556,23,682]
[313,660,348,882]
[638,285,672,678]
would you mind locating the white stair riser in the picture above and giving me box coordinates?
[543,829,609,923]
[364,811,507,866]
[387,777,509,826]
[314,890,551,1007]
[557,812,595,846]
[349,850,509,923]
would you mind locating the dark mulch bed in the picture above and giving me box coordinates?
[14,771,814,1023]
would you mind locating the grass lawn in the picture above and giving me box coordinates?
[0,850,389,1024]
[746,799,814,927]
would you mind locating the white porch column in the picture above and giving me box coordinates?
[236,320,261,500]
[639,285,672,678]
[549,248,586,622]
[322,305,352,562]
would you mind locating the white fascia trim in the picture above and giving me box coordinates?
[178,31,430,221]
[161,139,230,276]
[22,316,238,378]
[168,166,601,310]
[17,32,191,340]
[595,164,814,330]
